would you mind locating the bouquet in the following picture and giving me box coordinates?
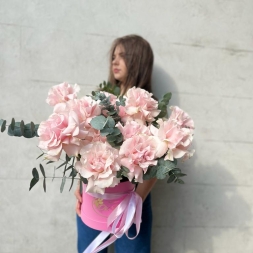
[0,81,194,252]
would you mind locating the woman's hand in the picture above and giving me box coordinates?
[74,184,82,217]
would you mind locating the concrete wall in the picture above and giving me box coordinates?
[0,1,252,252]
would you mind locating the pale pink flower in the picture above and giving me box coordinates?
[38,111,81,161]
[46,82,80,106]
[116,121,150,140]
[150,106,195,161]
[75,142,121,194]
[119,135,165,183]
[169,106,194,130]
[54,97,102,140]
[119,87,160,124]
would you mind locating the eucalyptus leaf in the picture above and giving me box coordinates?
[32,167,39,179]
[36,153,44,160]
[143,167,157,180]
[69,169,77,191]
[106,135,117,142]
[46,160,54,164]
[167,175,176,183]
[175,178,184,184]
[7,124,23,137]
[106,117,115,128]
[100,127,114,136]
[30,121,35,133]
[90,115,107,130]
[65,154,71,162]
[0,119,6,132]
[156,166,168,179]
[23,124,34,138]
[29,177,39,191]
[55,161,67,170]
[10,118,15,131]
[20,120,24,135]
[39,164,46,178]
[43,178,46,192]
[60,176,66,193]
[65,165,75,171]
[112,128,121,136]
[80,176,88,184]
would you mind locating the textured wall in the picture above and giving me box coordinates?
[0,1,253,253]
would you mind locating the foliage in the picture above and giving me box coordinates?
[0,118,39,138]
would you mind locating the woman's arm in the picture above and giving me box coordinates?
[135,178,157,202]
[74,184,82,217]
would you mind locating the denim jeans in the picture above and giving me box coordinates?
[76,193,152,253]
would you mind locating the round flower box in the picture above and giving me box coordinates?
[81,181,135,231]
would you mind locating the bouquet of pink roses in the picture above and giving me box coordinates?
[0,81,194,252]
[0,81,194,193]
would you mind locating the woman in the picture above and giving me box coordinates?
[75,35,157,253]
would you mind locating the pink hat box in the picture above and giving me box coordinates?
[80,181,135,231]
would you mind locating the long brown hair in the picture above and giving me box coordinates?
[108,35,154,95]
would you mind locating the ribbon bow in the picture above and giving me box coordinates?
[83,189,142,253]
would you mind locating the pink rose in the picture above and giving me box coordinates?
[46,82,80,106]
[169,106,194,130]
[116,121,150,140]
[38,111,81,161]
[54,97,102,140]
[119,87,160,124]
[75,142,121,194]
[150,106,195,161]
[119,135,164,183]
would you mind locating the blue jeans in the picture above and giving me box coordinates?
[76,194,152,253]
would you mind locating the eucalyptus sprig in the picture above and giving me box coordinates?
[29,154,80,193]
[143,157,187,184]
[90,82,125,148]
[0,118,39,138]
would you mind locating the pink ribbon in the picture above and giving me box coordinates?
[82,188,142,253]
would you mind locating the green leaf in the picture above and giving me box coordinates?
[39,164,46,178]
[100,127,114,136]
[69,169,77,191]
[30,121,35,133]
[175,178,184,184]
[32,167,39,179]
[90,115,107,130]
[46,160,54,164]
[43,178,46,192]
[157,92,172,118]
[20,120,24,136]
[65,154,71,162]
[7,124,23,137]
[29,168,39,191]
[55,161,67,170]
[0,119,6,132]
[29,177,39,191]
[10,118,15,131]
[65,165,74,171]
[105,117,115,128]
[80,176,88,184]
[60,176,66,193]
[23,124,34,138]
[156,166,168,179]
[112,128,121,136]
[167,175,176,183]
[36,153,44,160]
[106,135,117,142]
[143,167,158,180]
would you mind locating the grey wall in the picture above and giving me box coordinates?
[0,1,253,253]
